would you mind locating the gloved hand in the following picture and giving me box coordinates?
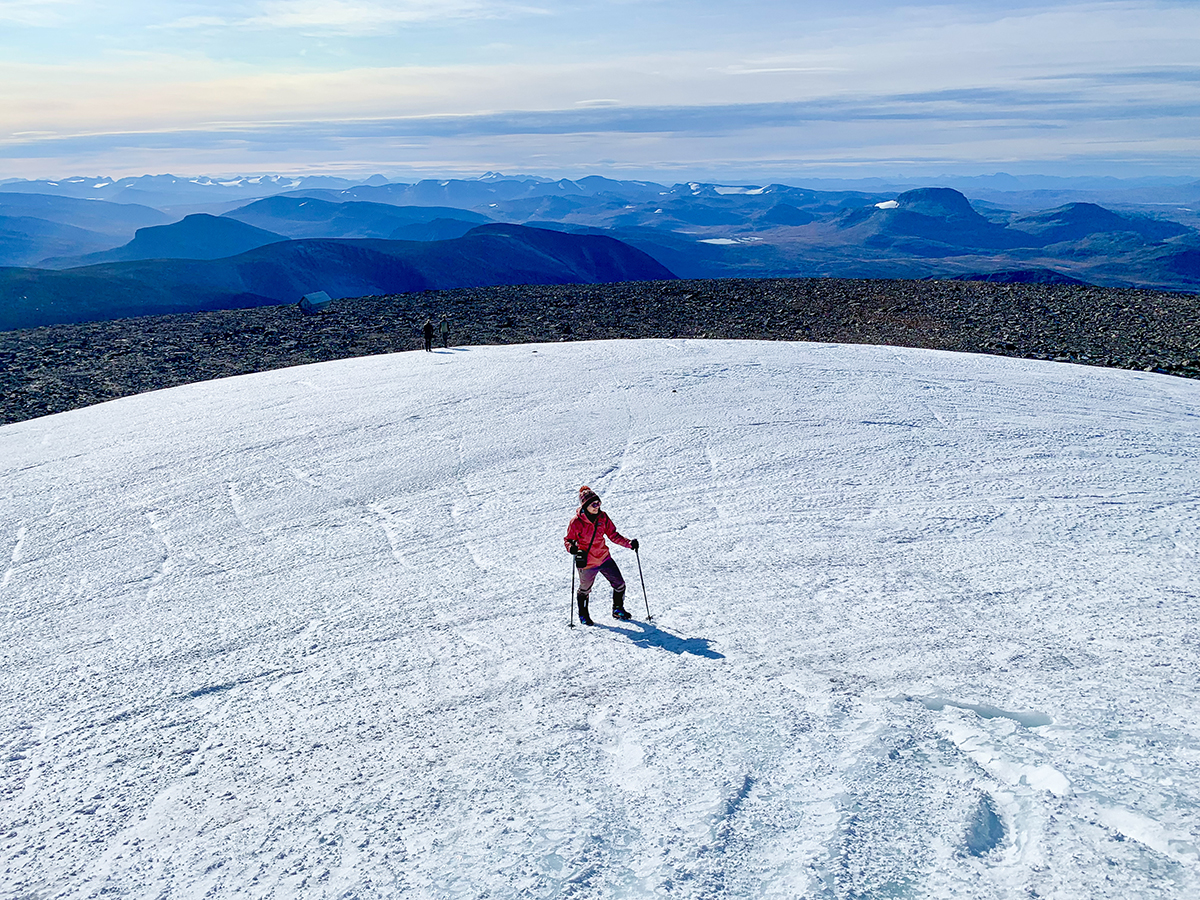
[567,540,578,556]
[631,539,639,551]
[574,551,588,569]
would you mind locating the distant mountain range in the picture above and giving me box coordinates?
[0,174,390,210]
[0,192,169,268]
[224,196,492,241]
[0,172,1197,330]
[0,224,674,331]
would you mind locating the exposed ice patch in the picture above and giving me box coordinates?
[1093,804,1200,865]
[910,696,1052,728]
[938,719,1072,797]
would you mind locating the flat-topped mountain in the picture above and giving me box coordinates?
[44,214,288,267]
[837,187,1026,252]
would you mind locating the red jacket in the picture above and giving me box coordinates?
[564,509,631,568]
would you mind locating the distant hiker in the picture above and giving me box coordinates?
[439,318,450,348]
[423,318,434,352]
[564,486,638,625]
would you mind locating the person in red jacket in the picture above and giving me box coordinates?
[564,485,638,625]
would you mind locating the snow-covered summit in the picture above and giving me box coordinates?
[2,340,1197,898]
[712,185,770,195]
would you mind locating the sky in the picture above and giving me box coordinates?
[1,0,1198,182]
[2,338,1198,896]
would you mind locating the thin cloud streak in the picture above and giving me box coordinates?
[0,1,1197,178]
[0,0,74,26]
[166,0,549,34]
[5,88,1196,180]
[5,69,1197,141]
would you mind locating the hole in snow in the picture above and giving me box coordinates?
[965,793,1005,856]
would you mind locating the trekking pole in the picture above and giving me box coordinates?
[635,546,652,622]
[569,557,577,628]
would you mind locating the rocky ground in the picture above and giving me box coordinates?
[2,277,1197,425]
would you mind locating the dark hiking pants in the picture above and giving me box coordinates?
[577,556,625,597]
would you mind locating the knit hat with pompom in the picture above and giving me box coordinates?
[578,486,600,509]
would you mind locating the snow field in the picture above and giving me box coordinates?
[1,338,1198,899]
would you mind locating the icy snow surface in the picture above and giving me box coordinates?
[2,339,1198,899]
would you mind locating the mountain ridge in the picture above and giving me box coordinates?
[43,214,289,267]
[224,196,492,240]
[0,224,675,331]
[0,175,1196,322]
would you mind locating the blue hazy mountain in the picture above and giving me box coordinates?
[287,175,668,209]
[1152,243,1200,281]
[2,174,1197,306]
[573,186,1198,289]
[0,193,170,267]
[44,214,289,267]
[477,182,870,232]
[0,215,118,269]
[1009,202,1192,245]
[834,188,1030,253]
[387,218,486,241]
[0,224,676,331]
[0,192,168,235]
[759,203,817,226]
[222,196,491,239]
[0,174,388,207]
[0,173,661,213]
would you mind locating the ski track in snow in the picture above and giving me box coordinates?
[1,338,1198,899]
[2,526,26,590]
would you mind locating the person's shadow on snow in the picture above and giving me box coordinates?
[603,620,724,659]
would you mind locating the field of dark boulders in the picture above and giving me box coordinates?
[2,277,1197,425]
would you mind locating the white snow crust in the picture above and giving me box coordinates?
[2,339,1198,899]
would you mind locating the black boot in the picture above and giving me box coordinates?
[577,591,594,626]
[612,588,632,621]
